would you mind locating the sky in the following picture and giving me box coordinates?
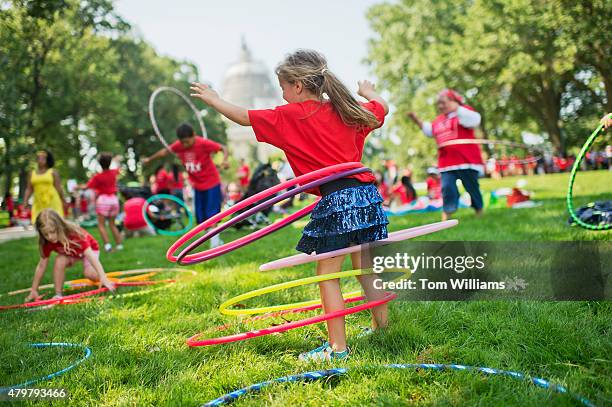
[114,0,384,94]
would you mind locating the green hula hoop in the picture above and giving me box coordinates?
[219,269,405,316]
[566,114,611,231]
[143,194,195,236]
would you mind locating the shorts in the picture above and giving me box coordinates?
[96,194,120,217]
[64,250,100,272]
[193,184,222,224]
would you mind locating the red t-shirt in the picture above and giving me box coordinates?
[248,100,386,195]
[238,164,250,187]
[42,229,99,259]
[87,169,119,195]
[170,136,222,191]
[426,176,442,199]
[391,184,416,204]
[154,169,172,192]
[123,197,147,230]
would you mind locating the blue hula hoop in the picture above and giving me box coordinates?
[202,363,595,407]
[0,343,92,393]
[143,193,194,236]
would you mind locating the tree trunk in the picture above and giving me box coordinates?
[2,135,12,196]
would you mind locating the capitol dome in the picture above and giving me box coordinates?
[221,39,282,161]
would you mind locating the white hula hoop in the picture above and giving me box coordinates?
[148,86,207,153]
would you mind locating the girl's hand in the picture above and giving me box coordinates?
[190,82,219,105]
[25,290,39,303]
[101,278,115,293]
[357,80,376,98]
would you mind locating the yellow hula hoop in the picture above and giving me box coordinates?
[219,269,404,316]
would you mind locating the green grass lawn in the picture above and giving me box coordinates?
[0,171,610,406]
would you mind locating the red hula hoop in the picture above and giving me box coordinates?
[167,162,367,264]
[0,280,173,311]
[186,292,396,347]
[176,166,370,264]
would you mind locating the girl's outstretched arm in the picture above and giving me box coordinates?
[190,82,251,126]
[26,257,49,302]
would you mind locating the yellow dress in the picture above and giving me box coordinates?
[31,169,63,222]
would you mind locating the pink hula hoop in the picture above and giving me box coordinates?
[167,162,367,264]
[187,292,396,347]
[176,166,370,265]
[0,280,173,311]
[259,220,458,271]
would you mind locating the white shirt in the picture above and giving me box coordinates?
[422,106,482,137]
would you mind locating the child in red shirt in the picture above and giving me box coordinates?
[84,153,123,252]
[143,125,229,248]
[426,167,442,200]
[25,208,114,301]
[190,49,390,362]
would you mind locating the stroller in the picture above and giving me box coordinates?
[232,163,281,230]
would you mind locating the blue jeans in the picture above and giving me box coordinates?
[193,184,222,223]
[441,169,483,213]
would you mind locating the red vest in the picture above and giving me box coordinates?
[432,105,484,172]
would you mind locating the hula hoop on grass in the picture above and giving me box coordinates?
[144,194,195,236]
[201,364,595,407]
[567,115,611,231]
[219,269,397,316]
[0,281,171,311]
[148,86,207,153]
[259,220,458,271]
[2,268,197,298]
[0,343,92,393]
[176,166,370,264]
[167,162,368,264]
[438,138,543,165]
[187,292,396,347]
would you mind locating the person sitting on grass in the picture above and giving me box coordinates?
[25,208,115,302]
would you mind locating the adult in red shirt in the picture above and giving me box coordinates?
[408,89,484,220]
[143,123,229,228]
[84,153,122,252]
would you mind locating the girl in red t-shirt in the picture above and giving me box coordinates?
[24,208,115,302]
[83,153,123,252]
[190,49,390,362]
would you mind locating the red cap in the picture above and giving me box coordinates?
[438,88,464,104]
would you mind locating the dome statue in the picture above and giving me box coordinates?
[221,38,282,162]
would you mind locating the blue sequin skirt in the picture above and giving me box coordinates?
[296,184,389,254]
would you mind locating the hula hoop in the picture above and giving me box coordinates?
[167,162,366,264]
[0,343,92,393]
[259,220,458,271]
[176,166,370,264]
[143,194,195,236]
[187,291,395,347]
[201,364,595,407]
[438,139,543,165]
[2,268,197,298]
[567,115,611,230]
[219,269,395,316]
[0,281,171,311]
[214,294,369,332]
[148,86,207,153]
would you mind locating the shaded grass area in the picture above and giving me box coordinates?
[0,171,610,406]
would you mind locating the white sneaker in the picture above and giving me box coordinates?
[104,243,113,252]
[210,235,224,248]
[116,244,124,251]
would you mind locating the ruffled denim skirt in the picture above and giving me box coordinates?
[296,184,389,254]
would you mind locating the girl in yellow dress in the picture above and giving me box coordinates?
[24,150,66,222]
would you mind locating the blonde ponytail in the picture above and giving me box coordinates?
[276,49,379,128]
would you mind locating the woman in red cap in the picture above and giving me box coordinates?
[408,89,484,220]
